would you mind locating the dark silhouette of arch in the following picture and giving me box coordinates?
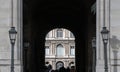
[23,0,96,72]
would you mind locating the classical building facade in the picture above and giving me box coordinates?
[45,28,75,70]
[0,0,120,72]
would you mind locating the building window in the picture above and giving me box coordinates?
[57,29,63,38]
[56,44,65,56]
[45,46,50,55]
[70,46,75,55]
[70,32,74,38]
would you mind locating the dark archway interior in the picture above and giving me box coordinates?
[23,0,96,72]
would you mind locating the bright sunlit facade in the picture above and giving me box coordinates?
[45,28,75,70]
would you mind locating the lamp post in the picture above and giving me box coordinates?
[92,37,96,72]
[23,41,30,72]
[101,27,109,72]
[9,27,17,72]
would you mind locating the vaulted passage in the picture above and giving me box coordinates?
[23,0,96,72]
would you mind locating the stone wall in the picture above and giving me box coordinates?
[96,0,120,72]
[0,0,22,72]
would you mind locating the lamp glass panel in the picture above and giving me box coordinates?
[10,33,16,40]
[102,33,108,40]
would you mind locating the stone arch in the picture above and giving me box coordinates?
[56,61,64,70]
[69,61,75,68]
[23,0,96,72]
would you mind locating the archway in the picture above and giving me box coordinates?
[23,0,96,72]
[45,28,75,70]
[56,61,64,70]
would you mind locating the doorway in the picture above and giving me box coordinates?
[56,61,64,70]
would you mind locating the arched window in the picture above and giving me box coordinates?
[56,44,65,56]
[56,61,64,70]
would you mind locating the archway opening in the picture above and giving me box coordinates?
[23,0,96,71]
[56,61,64,70]
[45,28,76,71]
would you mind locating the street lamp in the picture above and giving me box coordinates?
[23,41,30,72]
[9,27,17,72]
[101,27,109,72]
[92,37,96,72]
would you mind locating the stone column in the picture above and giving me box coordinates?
[52,61,56,70]
[96,0,110,72]
[112,50,118,72]
[110,35,120,72]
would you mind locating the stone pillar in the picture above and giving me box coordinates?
[0,0,23,72]
[96,0,110,72]
[112,50,118,72]
[52,61,56,70]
